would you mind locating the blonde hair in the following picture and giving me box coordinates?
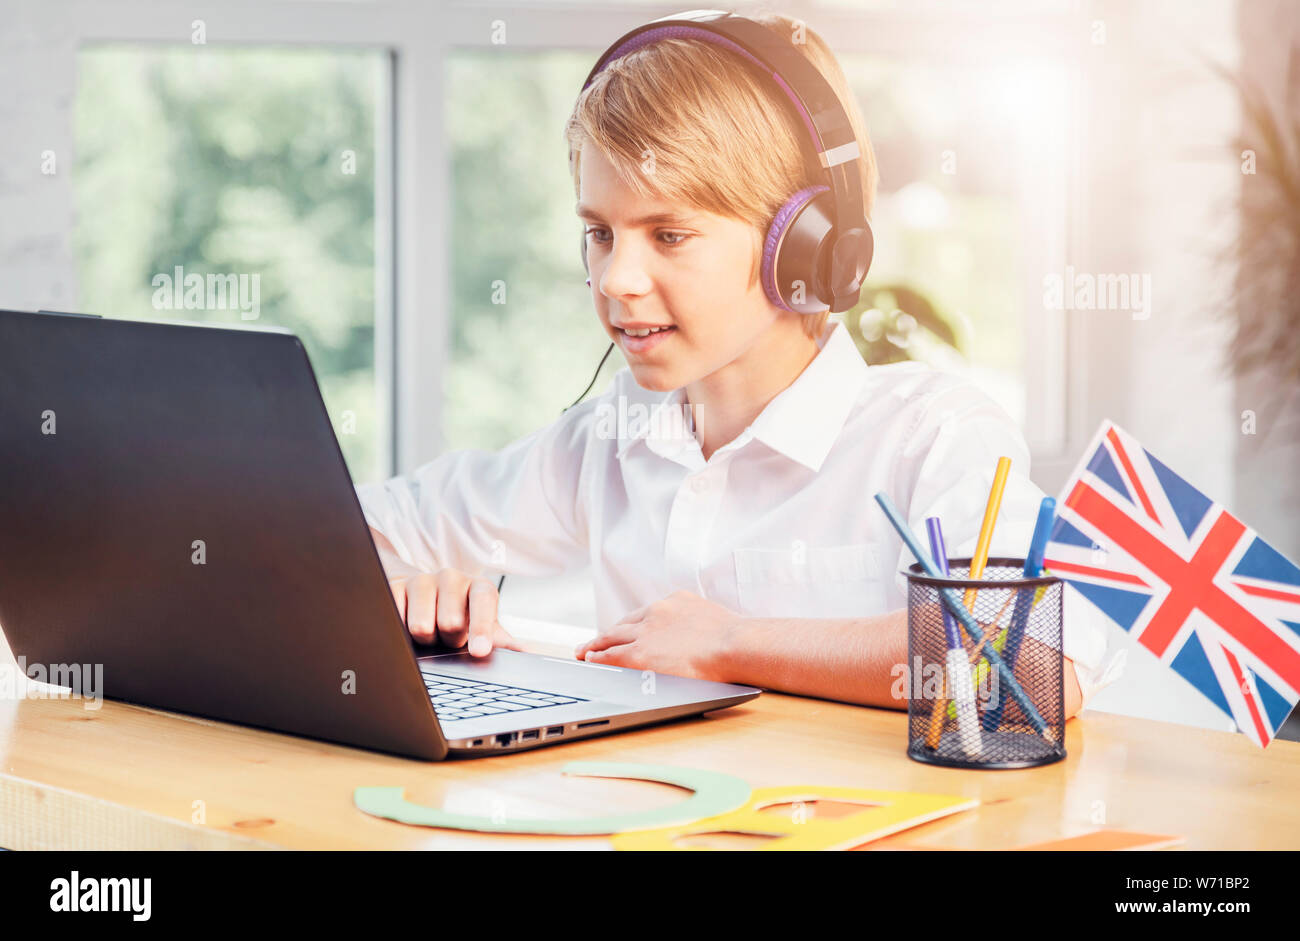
[565,11,878,339]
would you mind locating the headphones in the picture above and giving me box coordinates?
[576,8,873,315]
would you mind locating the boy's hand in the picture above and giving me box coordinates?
[389,569,521,656]
[368,527,519,656]
[573,590,738,681]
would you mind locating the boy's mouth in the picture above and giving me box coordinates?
[613,322,676,354]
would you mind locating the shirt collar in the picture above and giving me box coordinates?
[616,320,868,472]
[614,383,695,463]
[746,320,868,471]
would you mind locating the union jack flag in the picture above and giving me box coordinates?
[1044,420,1300,747]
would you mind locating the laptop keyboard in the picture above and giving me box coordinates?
[420,670,588,722]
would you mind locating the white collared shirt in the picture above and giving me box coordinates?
[355,321,1124,704]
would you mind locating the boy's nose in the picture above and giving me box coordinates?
[597,238,654,298]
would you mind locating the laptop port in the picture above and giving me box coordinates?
[472,739,483,746]
[576,720,609,729]
[495,732,517,747]
[546,726,564,737]
[521,729,539,741]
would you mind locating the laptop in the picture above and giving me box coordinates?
[0,308,759,760]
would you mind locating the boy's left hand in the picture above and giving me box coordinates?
[574,590,738,682]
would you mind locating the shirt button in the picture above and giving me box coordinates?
[691,477,707,493]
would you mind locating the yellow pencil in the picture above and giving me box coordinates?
[962,456,1013,611]
[924,459,1012,750]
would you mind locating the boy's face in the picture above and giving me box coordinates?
[577,146,805,392]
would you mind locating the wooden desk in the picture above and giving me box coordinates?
[2,635,1299,850]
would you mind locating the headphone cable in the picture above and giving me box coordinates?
[497,341,615,594]
[564,341,615,412]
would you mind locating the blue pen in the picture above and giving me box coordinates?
[983,497,1057,732]
[926,517,982,756]
[874,492,1052,740]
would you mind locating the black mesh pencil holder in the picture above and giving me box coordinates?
[903,558,1066,769]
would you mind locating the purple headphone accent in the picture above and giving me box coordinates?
[586,25,825,152]
[762,185,828,312]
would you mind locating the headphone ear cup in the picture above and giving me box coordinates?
[761,186,834,315]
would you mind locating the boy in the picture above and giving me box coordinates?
[357,11,1121,717]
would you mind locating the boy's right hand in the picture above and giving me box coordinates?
[369,528,520,657]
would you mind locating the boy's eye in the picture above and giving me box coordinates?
[583,228,690,247]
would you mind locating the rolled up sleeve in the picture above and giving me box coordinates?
[354,403,594,579]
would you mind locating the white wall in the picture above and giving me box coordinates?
[1232,0,1300,568]
[1064,0,1256,734]
[0,4,78,313]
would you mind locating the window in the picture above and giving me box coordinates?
[443,49,616,452]
[838,53,1072,439]
[73,45,392,484]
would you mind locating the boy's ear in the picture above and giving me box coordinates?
[748,226,764,289]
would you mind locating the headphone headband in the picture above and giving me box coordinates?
[579,9,871,312]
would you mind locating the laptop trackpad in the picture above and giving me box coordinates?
[416,648,668,703]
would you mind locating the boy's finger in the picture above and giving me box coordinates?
[585,643,639,668]
[578,624,638,659]
[576,605,649,658]
[434,570,471,649]
[492,622,522,652]
[387,577,406,619]
[406,576,437,644]
[466,577,499,657]
[388,579,414,640]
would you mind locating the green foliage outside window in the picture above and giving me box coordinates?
[74,46,386,483]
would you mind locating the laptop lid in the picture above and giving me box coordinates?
[0,309,448,760]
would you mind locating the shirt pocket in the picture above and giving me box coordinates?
[732,543,888,619]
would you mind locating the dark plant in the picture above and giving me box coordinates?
[839,281,965,365]
[1206,46,1300,420]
